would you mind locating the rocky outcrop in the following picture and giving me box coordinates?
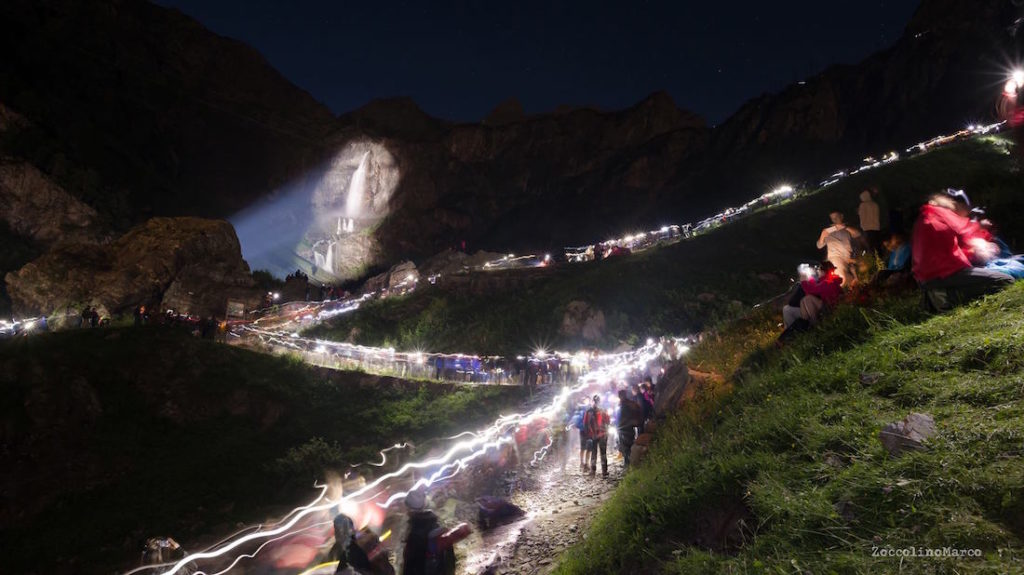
[653,361,691,418]
[5,217,258,318]
[361,260,419,295]
[559,301,606,342]
[0,0,334,223]
[419,249,506,277]
[0,160,104,246]
[483,98,526,126]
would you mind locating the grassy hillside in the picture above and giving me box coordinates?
[556,282,1024,574]
[0,327,525,574]
[307,136,1024,355]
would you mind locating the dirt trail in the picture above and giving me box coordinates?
[460,436,626,575]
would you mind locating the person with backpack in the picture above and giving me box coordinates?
[617,389,642,468]
[639,380,655,431]
[572,400,590,473]
[332,513,395,575]
[401,489,470,575]
[583,394,610,477]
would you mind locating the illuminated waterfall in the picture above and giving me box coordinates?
[346,151,370,221]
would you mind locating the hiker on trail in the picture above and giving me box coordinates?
[89,307,100,328]
[332,514,395,575]
[858,191,882,252]
[816,212,862,286]
[628,382,647,432]
[401,489,470,575]
[141,537,195,572]
[639,380,655,431]
[133,305,148,327]
[584,394,610,477]
[573,400,590,473]
[617,389,642,468]
[912,189,1014,311]
[553,402,573,473]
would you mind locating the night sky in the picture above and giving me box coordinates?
[157,0,921,125]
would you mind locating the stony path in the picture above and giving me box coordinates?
[460,437,626,575]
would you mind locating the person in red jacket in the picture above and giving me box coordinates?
[911,190,1013,311]
[583,394,610,477]
[782,262,843,332]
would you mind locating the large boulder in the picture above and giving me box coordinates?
[361,260,419,295]
[559,301,606,342]
[418,249,506,278]
[5,217,259,319]
[653,361,691,418]
[0,160,105,247]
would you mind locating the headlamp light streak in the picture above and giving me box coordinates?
[151,341,669,575]
[193,520,336,575]
[529,436,554,467]
[123,485,337,575]
[297,561,340,575]
[349,443,410,468]
[241,324,620,387]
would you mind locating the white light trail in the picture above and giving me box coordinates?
[153,340,671,574]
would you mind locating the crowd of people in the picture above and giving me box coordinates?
[567,377,657,477]
[782,185,1022,340]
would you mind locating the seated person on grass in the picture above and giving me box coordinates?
[781,262,843,339]
[911,189,1014,311]
[969,207,1024,279]
[870,232,913,287]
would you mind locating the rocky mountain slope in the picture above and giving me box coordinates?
[0,0,334,225]
[5,217,259,319]
[1,0,1022,302]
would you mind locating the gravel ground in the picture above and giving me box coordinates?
[460,433,626,575]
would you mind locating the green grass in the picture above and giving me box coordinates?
[555,283,1024,574]
[0,327,525,573]
[307,136,1024,355]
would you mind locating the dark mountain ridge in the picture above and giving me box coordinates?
[1,0,1022,291]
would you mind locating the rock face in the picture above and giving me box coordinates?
[1,0,1020,286]
[5,217,258,319]
[559,301,607,342]
[701,0,1020,195]
[0,160,104,246]
[361,260,419,295]
[0,0,333,223]
[653,361,691,418]
[419,249,506,277]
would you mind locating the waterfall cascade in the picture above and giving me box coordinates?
[346,151,370,220]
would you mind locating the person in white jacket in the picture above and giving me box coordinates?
[858,190,881,252]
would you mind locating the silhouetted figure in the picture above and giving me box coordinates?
[402,490,469,575]
[617,389,641,468]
